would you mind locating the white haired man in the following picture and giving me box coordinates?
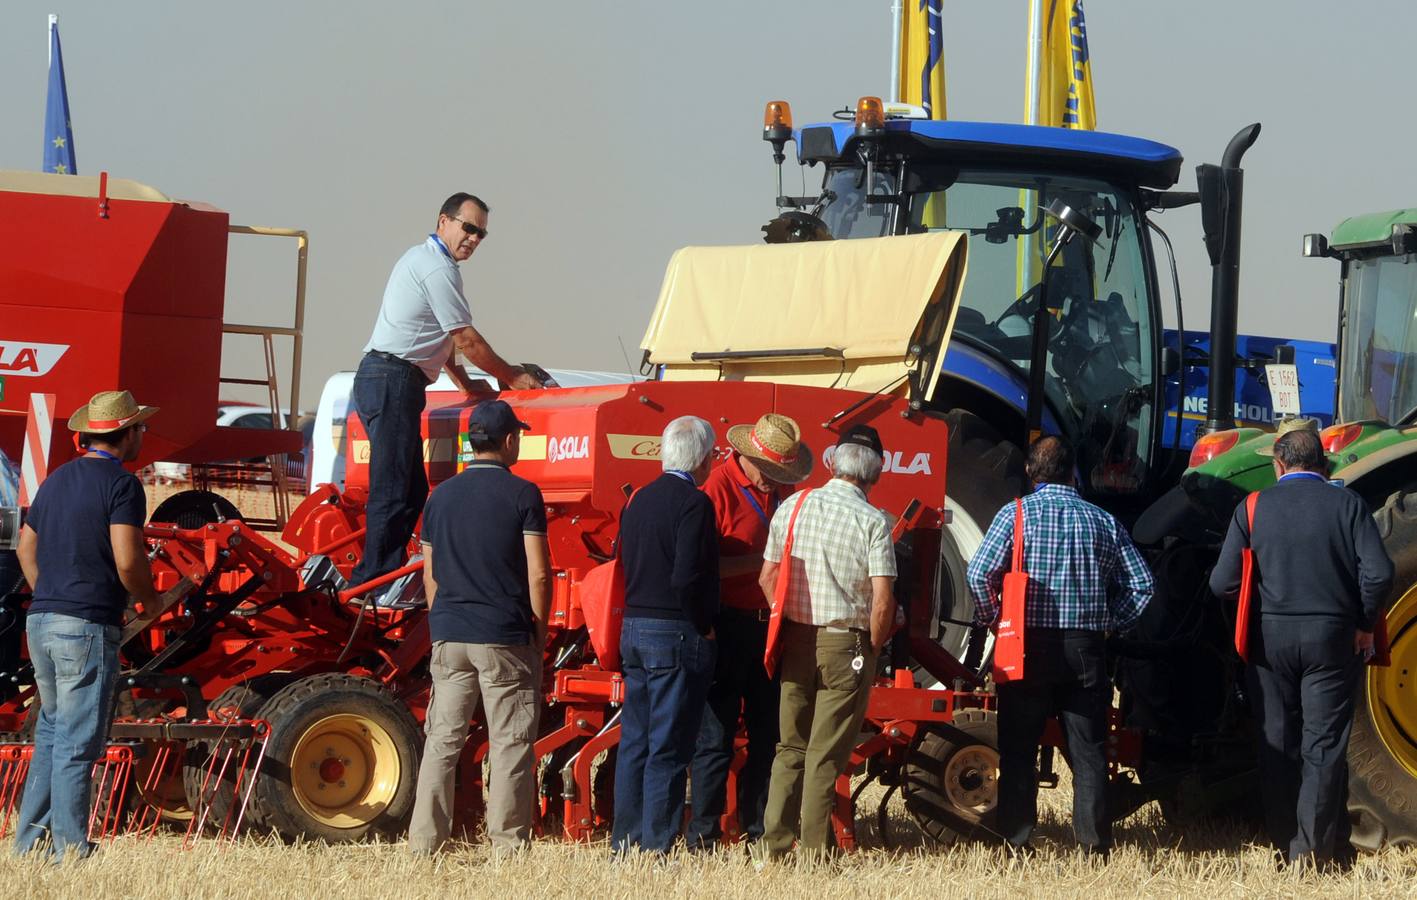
[611,416,720,856]
[758,424,897,860]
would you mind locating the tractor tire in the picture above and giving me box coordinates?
[250,673,421,843]
[902,707,1000,845]
[182,677,288,833]
[927,410,1027,679]
[1348,489,1417,850]
[149,489,241,529]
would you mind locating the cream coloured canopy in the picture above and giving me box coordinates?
[640,230,968,399]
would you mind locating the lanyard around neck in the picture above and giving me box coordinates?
[88,449,122,464]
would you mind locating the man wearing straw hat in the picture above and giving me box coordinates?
[13,391,160,861]
[1211,419,1392,868]
[687,414,811,850]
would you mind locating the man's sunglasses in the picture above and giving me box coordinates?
[450,216,489,240]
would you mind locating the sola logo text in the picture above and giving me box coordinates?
[822,445,933,476]
[547,435,590,463]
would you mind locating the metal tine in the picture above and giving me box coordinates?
[219,739,257,840]
[137,742,177,841]
[227,728,269,842]
[87,755,112,841]
[0,748,28,839]
[187,738,241,848]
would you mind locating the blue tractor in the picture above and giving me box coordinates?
[758,103,1343,831]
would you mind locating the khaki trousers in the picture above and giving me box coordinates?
[762,621,876,855]
[409,641,541,853]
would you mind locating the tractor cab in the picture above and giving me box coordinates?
[764,110,1183,499]
[1308,212,1417,429]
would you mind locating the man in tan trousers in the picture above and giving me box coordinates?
[408,400,550,856]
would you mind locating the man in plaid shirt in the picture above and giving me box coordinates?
[966,435,1153,859]
[758,425,897,861]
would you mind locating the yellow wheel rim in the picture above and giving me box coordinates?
[289,713,400,829]
[942,744,999,817]
[1368,583,1417,779]
[134,747,194,822]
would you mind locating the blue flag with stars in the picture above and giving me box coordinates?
[43,16,77,175]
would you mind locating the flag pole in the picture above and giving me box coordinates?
[889,0,903,103]
[48,14,57,65]
[1025,0,1043,125]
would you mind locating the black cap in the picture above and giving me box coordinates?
[468,400,530,439]
[836,424,883,455]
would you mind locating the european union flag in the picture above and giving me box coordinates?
[43,15,77,175]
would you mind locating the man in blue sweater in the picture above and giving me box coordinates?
[1210,427,1393,867]
[612,415,719,856]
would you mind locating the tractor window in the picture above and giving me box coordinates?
[912,171,1156,495]
[1339,255,1417,424]
[818,167,898,240]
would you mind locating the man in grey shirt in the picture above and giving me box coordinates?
[351,192,545,592]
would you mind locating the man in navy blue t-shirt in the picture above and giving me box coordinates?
[14,390,160,861]
[408,400,550,857]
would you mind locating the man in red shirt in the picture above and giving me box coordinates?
[687,414,812,849]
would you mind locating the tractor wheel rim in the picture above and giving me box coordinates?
[942,744,999,814]
[1368,583,1417,779]
[135,745,194,822]
[290,713,399,829]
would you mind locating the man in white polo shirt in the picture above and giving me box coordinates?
[351,192,546,593]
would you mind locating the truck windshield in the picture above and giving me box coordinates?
[1339,254,1417,424]
[816,165,1157,494]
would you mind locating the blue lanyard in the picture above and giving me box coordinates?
[1279,471,1325,483]
[737,484,776,528]
[429,233,455,262]
[666,470,694,485]
[88,449,122,464]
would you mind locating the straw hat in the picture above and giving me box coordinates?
[67,390,159,434]
[726,413,813,484]
[1256,416,1318,457]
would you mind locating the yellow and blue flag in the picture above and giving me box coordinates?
[43,16,77,175]
[1039,0,1094,130]
[899,1,946,119]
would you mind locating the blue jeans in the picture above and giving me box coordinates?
[687,608,779,845]
[350,352,429,587]
[612,617,715,855]
[15,612,120,861]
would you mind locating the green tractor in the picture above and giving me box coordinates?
[1170,210,1417,848]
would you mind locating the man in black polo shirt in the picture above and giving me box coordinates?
[408,400,550,857]
[14,390,160,861]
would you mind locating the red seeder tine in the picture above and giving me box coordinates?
[138,743,176,842]
[0,753,22,839]
[1,756,33,839]
[87,756,111,841]
[186,742,235,848]
[109,755,134,839]
[218,741,257,839]
[229,736,268,840]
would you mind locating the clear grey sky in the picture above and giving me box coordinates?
[1,1,1410,407]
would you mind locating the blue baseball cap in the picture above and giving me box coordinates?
[468,400,530,439]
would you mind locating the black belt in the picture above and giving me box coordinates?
[722,606,771,622]
[365,350,429,381]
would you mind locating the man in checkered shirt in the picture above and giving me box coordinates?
[757,425,897,860]
[967,435,1153,859]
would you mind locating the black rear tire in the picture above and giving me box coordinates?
[250,673,421,843]
[1348,489,1417,850]
[182,676,288,833]
[927,410,1026,677]
[149,489,241,528]
[902,707,1000,844]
